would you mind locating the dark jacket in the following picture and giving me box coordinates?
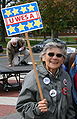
[7,39,26,64]
[16,64,76,119]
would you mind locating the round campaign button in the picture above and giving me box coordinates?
[43,77,50,85]
[49,89,57,97]
[62,87,69,95]
[63,79,67,86]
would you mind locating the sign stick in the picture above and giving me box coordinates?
[25,32,44,100]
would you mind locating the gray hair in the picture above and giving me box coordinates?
[40,42,67,60]
[11,37,24,43]
[11,37,17,43]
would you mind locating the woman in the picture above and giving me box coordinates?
[16,42,76,119]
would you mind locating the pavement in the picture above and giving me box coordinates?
[0,113,22,119]
[0,82,22,118]
[0,72,24,118]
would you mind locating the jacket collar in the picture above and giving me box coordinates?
[37,63,62,78]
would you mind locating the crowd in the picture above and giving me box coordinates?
[15,41,77,119]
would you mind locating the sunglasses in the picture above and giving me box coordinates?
[47,52,63,58]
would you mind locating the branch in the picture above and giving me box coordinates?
[6,0,13,4]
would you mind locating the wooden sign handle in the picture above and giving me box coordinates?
[25,32,44,100]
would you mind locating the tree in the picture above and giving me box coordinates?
[39,0,77,38]
[17,0,77,38]
[0,0,19,42]
[1,0,77,40]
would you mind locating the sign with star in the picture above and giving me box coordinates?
[1,2,43,36]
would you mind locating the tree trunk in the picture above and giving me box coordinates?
[43,32,46,39]
[51,29,54,39]
[50,29,59,38]
[0,9,6,42]
[53,30,58,38]
[0,0,6,42]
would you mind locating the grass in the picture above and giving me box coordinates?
[0,36,77,48]
[28,40,40,46]
[59,36,77,42]
[0,40,40,48]
[0,42,7,48]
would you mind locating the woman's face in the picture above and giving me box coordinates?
[44,48,65,73]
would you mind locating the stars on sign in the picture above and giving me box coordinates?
[20,7,27,13]
[17,23,25,31]
[4,4,35,17]
[12,8,19,15]
[27,5,35,11]
[34,20,42,27]
[7,26,15,33]
[26,22,33,29]
[4,10,12,17]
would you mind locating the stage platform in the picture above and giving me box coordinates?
[0,64,33,91]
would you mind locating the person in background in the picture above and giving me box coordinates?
[69,53,77,118]
[16,42,76,119]
[7,37,30,67]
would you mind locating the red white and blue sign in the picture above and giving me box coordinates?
[1,2,43,36]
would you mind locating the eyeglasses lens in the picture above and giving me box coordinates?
[48,53,63,58]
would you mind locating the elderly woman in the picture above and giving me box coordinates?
[16,42,76,119]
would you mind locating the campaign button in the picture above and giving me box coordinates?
[49,89,57,97]
[62,87,69,95]
[43,77,50,85]
[63,79,67,86]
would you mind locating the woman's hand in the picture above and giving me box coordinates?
[38,99,48,112]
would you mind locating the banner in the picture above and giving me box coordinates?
[1,2,43,36]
